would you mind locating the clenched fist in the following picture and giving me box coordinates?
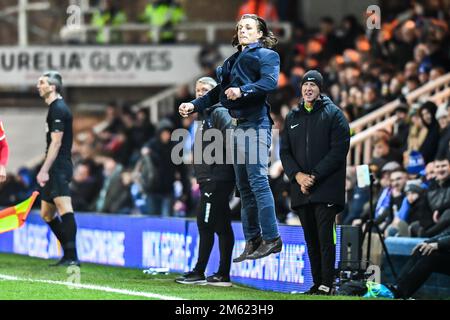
[224,87,242,100]
[179,103,195,118]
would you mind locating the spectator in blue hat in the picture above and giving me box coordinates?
[406,150,426,179]
[418,64,431,85]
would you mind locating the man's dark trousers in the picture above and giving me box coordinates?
[195,181,235,276]
[396,250,450,298]
[297,203,337,288]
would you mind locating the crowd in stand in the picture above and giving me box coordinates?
[1,2,450,241]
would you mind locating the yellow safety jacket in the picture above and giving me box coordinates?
[140,3,185,42]
[92,9,127,44]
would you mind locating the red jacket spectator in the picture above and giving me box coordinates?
[0,121,9,183]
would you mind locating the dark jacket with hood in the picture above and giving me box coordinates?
[280,94,350,211]
[193,106,235,184]
[419,101,440,163]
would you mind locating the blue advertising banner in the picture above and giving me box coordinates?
[0,212,341,293]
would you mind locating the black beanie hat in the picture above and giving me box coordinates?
[301,70,323,91]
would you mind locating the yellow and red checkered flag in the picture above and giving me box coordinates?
[0,191,39,234]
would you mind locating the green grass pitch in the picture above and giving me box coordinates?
[0,253,363,300]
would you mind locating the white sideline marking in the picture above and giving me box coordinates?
[0,274,184,300]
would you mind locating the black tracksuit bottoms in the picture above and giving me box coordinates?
[297,203,337,288]
[194,181,235,276]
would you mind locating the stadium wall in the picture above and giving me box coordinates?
[0,212,342,293]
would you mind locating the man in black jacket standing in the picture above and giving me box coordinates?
[280,70,350,295]
[176,77,236,286]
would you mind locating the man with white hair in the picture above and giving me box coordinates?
[176,77,236,286]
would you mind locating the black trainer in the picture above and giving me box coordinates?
[49,257,81,267]
[233,236,262,263]
[303,284,320,295]
[246,237,282,260]
[206,273,232,287]
[316,285,333,296]
[175,270,206,285]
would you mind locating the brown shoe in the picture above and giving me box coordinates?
[233,236,262,263]
[246,237,282,260]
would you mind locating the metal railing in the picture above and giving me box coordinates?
[0,0,51,46]
[348,74,450,166]
[59,21,292,44]
[133,81,197,124]
[350,73,450,135]
[349,117,398,166]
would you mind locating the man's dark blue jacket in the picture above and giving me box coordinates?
[191,42,280,120]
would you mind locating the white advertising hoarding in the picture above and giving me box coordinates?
[0,46,234,86]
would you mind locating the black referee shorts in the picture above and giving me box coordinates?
[40,164,73,204]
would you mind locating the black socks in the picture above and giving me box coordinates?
[47,217,64,244]
[60,212,78,260]
[47,213,78,260]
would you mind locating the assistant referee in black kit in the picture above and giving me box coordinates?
[36,71,79,267]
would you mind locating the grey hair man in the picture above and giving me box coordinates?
[36,71,79,267]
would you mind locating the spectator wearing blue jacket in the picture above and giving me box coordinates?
[179,14,282,261]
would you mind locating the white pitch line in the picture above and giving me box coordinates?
[0,273,184,300]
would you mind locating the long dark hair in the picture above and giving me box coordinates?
[232,14,278,49]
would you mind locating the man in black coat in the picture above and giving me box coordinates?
[422,156,450,237]
[280,70,350,295]
[176,77,236,287]
[419,101,440,163]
